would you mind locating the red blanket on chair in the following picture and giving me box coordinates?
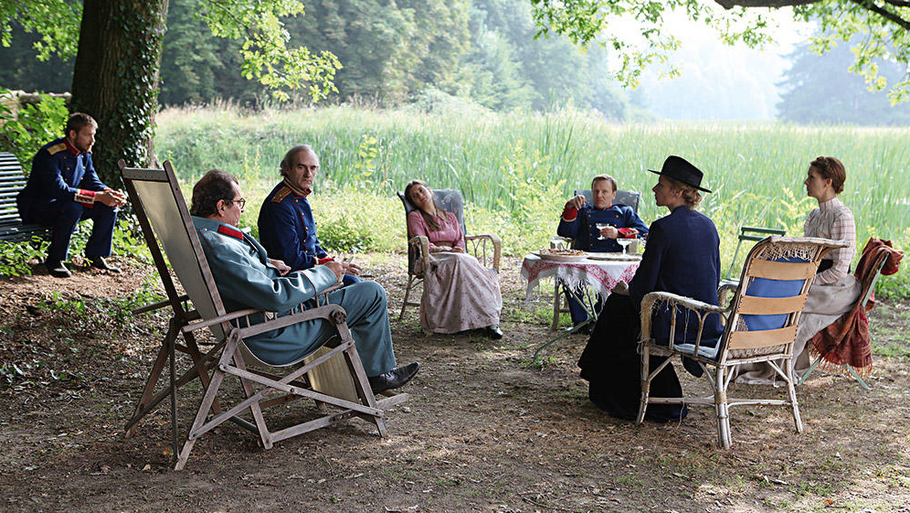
[809,238,904,375]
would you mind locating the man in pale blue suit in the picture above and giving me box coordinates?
[189,170,418,393]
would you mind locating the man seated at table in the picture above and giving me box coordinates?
[556,174,649,329]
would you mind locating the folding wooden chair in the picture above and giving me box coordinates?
[721,226,786,287]
[120,160,407,470]
[798,238,902,389]
[636,236,848,448]
[396,189,501,320]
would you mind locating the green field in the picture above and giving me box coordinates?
[155,105,910,296]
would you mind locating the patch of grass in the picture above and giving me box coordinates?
[517,355,560,369]
[869,302,910,359]
[0,237,47,277]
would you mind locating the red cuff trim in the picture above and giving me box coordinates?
[217,225,245,240]
[561,206,578,222]
[74,189,95,205]
[617,227,636,238]
[317,257,335,265]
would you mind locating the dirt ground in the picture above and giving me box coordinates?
[1,253,909,513]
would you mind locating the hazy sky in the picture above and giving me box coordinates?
[632,9,815,120]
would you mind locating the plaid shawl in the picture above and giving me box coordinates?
[809,238,904,375]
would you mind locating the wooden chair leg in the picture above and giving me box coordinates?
[399,276,414,320]
[125,322,176,436]
[177,334,237,470]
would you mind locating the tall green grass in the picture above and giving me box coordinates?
[156,104,910,296]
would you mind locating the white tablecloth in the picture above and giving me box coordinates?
[520,254,640,303]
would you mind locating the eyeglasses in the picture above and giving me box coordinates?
[228,197,246,210]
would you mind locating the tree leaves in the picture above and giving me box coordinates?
[531,0,910,102]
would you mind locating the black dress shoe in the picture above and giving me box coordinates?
[486,324,504,339]
[47,260,72,278]
[89,257,121,273]
[368,362,420,394]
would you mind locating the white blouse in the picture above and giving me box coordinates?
[803,197,856,285]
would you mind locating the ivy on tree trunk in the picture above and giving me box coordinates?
[70,0,168,186]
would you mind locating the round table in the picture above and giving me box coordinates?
[521,253,640,304]
[521,253,641,360]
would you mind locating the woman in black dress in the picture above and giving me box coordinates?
[578,156,724,422]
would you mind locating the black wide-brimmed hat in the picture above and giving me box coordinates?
[648,155,712,193]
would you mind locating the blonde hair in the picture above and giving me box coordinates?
[665,176,702,208]
[591,174,617,192]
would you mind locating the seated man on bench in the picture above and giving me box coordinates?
[190,169,418,393]
[16,113,128,278]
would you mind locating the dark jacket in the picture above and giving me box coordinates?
[630,205,723,346]
[17,137,108,221]
[257,182,328,272]
[557,204,648,252]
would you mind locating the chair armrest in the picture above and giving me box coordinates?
[717,282,739,308]
[181,307,263,333]
[238,304,347,339]
[407,235,430,277]
[316,282,343,306]
[465,233,502,272]
[639,291,730,351]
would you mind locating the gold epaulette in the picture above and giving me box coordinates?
[46,143,67,156]
[271,185,293,203]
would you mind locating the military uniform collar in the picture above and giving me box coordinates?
[216,224,245,240]
[194,216,247,241]
[282,177,312,198]
[63,137,86,156]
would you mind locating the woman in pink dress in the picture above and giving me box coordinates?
[405,180,503,338]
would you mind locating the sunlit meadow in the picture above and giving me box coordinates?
[155,104,910,296]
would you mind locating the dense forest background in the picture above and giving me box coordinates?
[2,0,910,125]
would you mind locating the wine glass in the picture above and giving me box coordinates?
[617,237,633,255]
[595,223,610,240]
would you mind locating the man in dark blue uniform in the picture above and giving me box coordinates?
[556,174,649,327]
[16,113,127,278]
[258,145,361,287]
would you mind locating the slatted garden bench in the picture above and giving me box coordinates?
[0,151,50,242]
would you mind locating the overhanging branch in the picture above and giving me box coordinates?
[714,0,826,7]
[713,0,910,31]
[848,0,910,30]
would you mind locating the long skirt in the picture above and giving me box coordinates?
[420,252,502,334]
[734,274,861,385]
[578,293,688,423]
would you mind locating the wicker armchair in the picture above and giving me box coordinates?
[636,236,849,448]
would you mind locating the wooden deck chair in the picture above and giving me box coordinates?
[121,160,407,470]
[798,240,898,389]
[550,188,643,330]
[396,189,501,320]
[636,236,849,448]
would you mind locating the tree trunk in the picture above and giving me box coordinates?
[70,0,169,186]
